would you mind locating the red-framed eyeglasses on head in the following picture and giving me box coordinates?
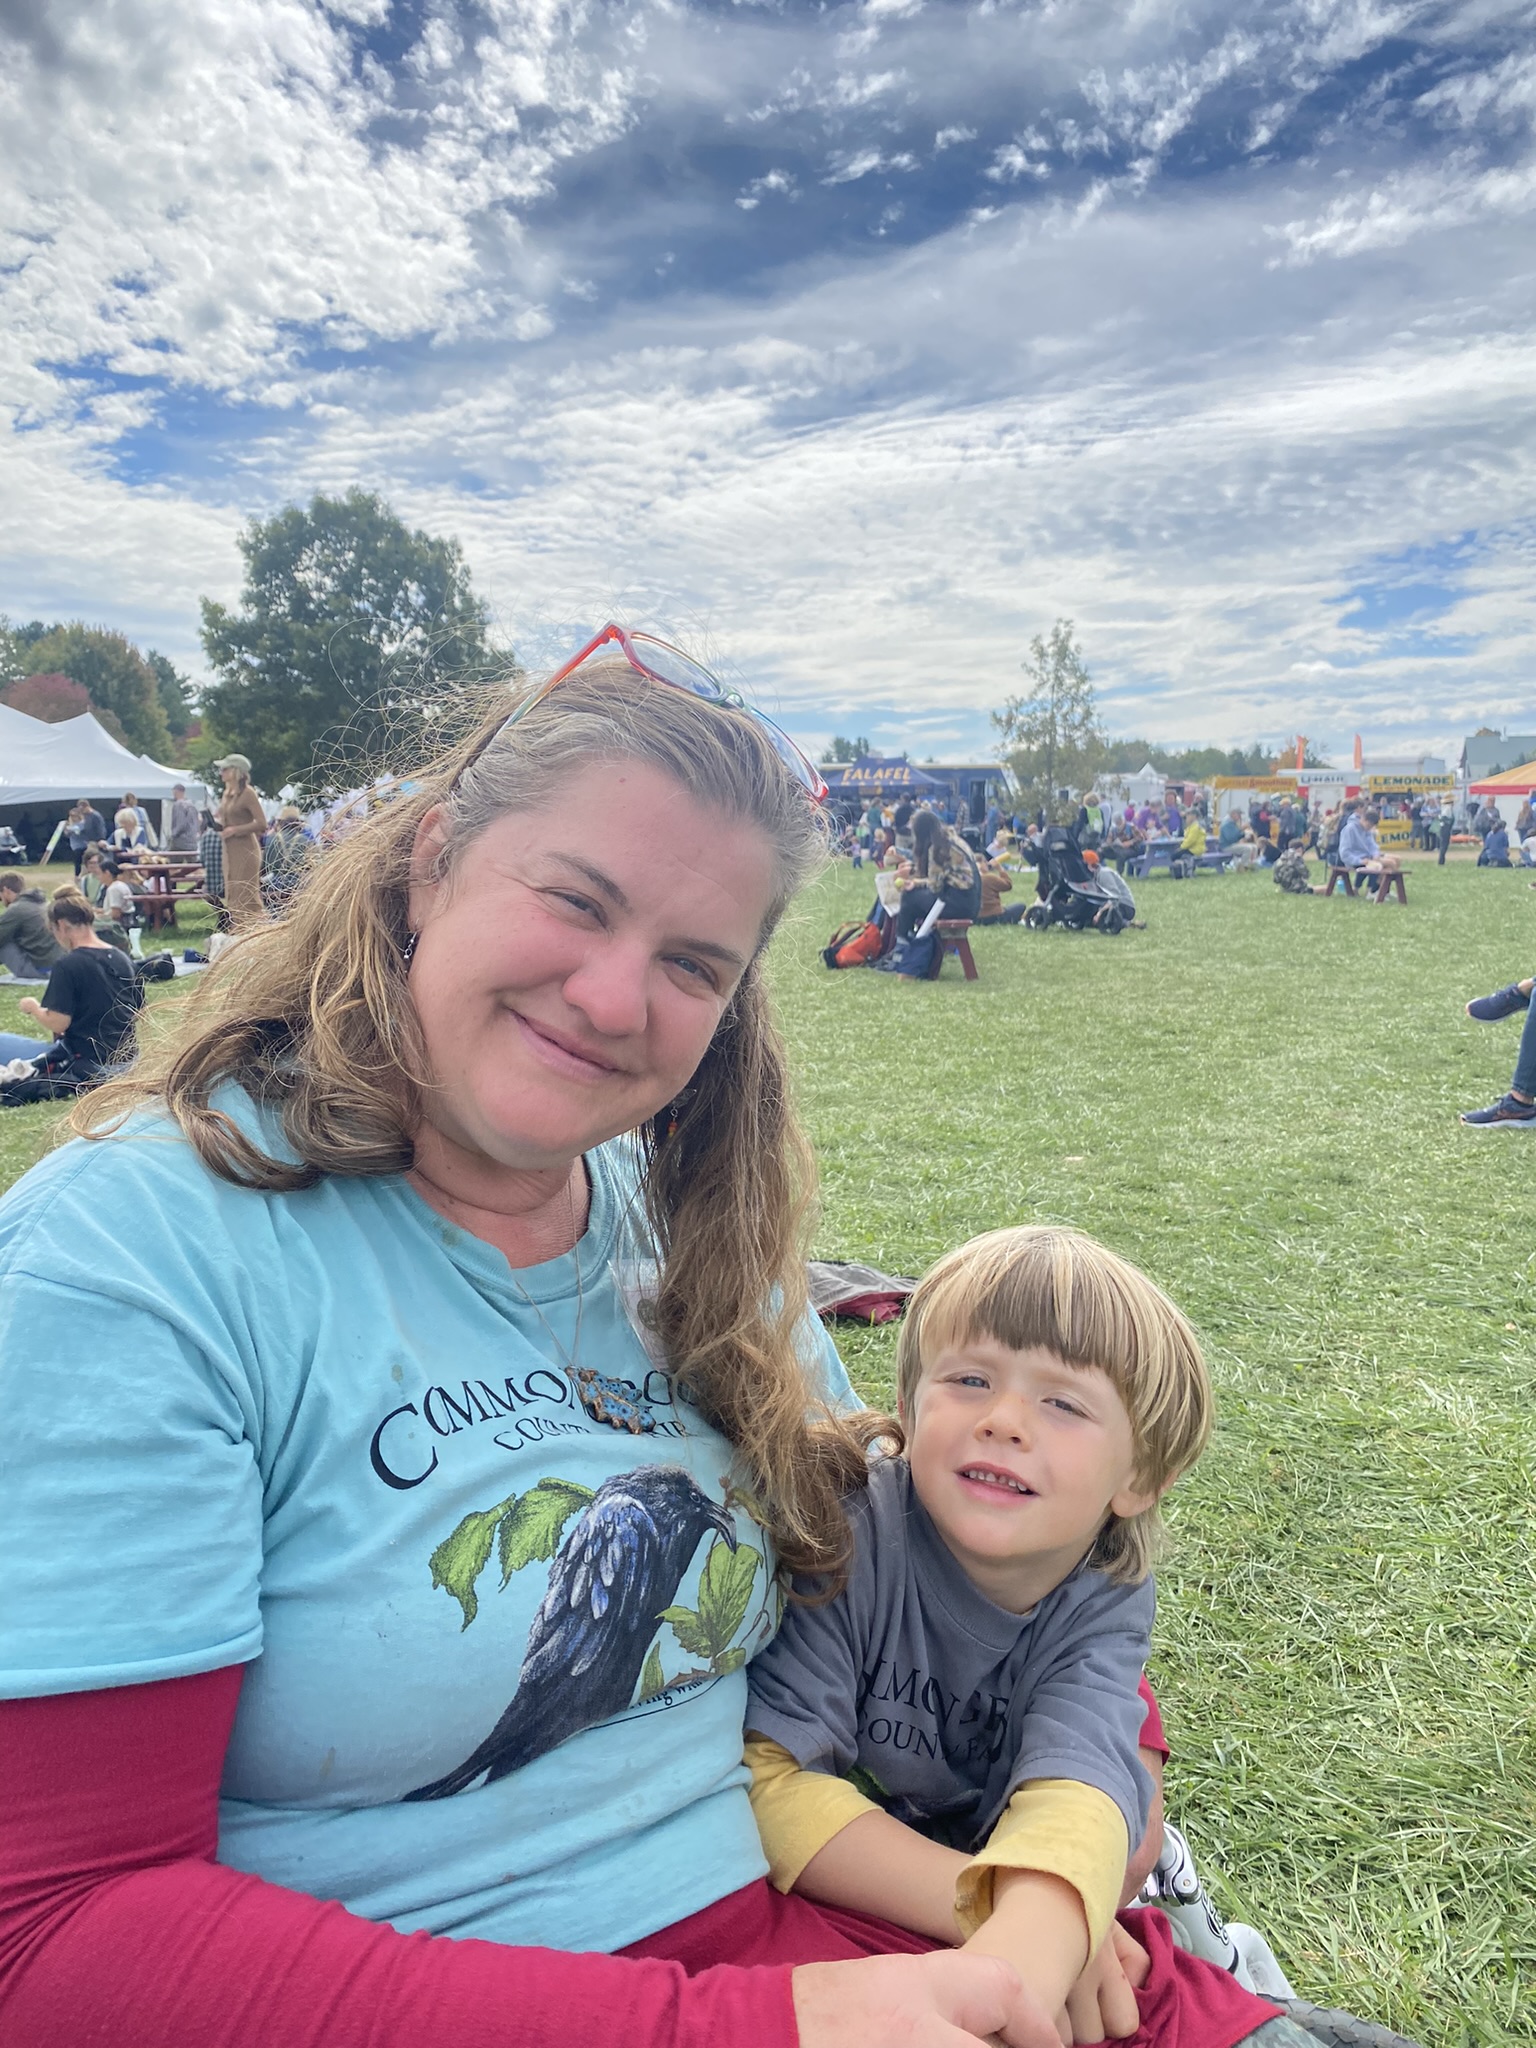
[517,622,828,804]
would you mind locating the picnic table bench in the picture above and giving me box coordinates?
[120,862,216,930]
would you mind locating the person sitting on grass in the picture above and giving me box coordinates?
[0,870,65,983]
[1459,978,1536,1127]
[1272,846,1317,895]
[1477,820,1512,868]
[52,881,132,955]
[79,849,108,906]
[0,895,143,1098]
[745,1224,1329,2048]
[974,855,1022,925]
[98,859,138,926]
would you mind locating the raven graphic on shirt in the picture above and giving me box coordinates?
[407,1466,745,1799]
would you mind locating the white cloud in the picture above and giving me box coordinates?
[1272,151,1536,261]
[5,0,1536,764]
[822,146,916,184]
[986,142,1049,182]
[0,0,643,408]
[737,167,797,210]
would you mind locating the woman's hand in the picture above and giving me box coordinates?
[1059,1922,1149,2045]
[18,996,42,1021]
[793,1951,1060,2048]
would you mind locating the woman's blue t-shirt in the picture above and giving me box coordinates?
[0,1110,853,1952]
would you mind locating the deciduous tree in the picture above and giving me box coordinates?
[1,672,94,724]
[147,650,196,739]
[17,624,172,758]
[993,619,1104,818]
[199,489,499,793]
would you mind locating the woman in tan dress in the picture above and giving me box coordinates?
[215,753,267,928]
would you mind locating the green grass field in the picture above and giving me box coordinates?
[2,854,1531,2041]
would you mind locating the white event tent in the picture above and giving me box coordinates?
[0,704,204,812]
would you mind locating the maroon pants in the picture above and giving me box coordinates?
[624,1880,1281,2048]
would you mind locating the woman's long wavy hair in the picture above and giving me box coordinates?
[76,665,875,1579]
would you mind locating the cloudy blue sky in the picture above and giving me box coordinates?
[3,0,1535,763]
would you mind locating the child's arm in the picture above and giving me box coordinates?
[955,1778,1129,2016]
[745,1733,969,1941]
[746,1734,1128,1980]
[954,1582,1159,2019]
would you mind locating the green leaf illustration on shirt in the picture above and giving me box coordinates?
[638,1642,667,1704]
[429,1498,516,1630]
[427,1477,595,1629]
[656,1538,761,1669]
[497,1478,597,1582]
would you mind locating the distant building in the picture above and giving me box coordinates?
[1362,752,1448,776]
[1459,732,1536,782]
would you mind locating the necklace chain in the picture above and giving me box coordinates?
[506,1166,585,1382]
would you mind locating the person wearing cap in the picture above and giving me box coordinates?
[215,753,266,927]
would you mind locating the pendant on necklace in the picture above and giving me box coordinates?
[568,1364,657,1434]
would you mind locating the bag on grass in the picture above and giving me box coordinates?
[135,951,177,984]
[824,920,885,970]
[877,931,938,978]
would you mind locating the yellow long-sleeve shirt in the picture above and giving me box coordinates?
[745,1731,1128,1953]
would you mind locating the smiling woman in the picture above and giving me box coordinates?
[0,653,1069,2048]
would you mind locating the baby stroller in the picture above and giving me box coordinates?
[1022,827,1137,935]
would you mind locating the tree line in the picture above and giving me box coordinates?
[2,488,501,796]
[6,498,1311,809]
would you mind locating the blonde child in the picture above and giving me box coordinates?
[747,1225,1215,2039]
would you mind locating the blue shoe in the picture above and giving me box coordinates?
[1460,1093,1536,1127]
[1466,984,1531,1021]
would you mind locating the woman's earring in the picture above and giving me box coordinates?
[401,930,419,967]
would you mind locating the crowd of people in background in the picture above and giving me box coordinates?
[834,780,1534,908]
[0,751,322,1102]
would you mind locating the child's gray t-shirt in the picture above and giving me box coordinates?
[746,1456,1155,1852]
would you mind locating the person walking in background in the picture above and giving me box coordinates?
[215,752,267,927]
[167,784,201,853]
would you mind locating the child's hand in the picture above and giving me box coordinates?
[1060,1922,1148,2045]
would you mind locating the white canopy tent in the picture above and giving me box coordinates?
[0,708,204,811]
[1124,763,1168,805]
